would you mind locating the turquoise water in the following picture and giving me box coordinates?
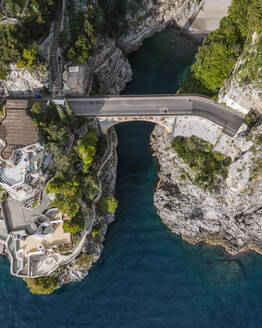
[1,29,262,328]
[124,28,197,94]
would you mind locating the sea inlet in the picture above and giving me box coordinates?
[1,28,262,328]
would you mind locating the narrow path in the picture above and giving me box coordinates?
[53,130,114,270]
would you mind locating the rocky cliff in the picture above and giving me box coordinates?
[151,118,262,255]
[1,0,231,96]
[219,32,262,115]
[88,0,204,95]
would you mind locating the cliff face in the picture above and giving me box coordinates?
[118,0,203,53]
[152,121,262,255]
[1,0,232,96]
[90,0,203,95]
[219,32,262,115]
[87,40,133,96]
[1,64,48,96]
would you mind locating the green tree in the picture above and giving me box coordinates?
[56,104,67,121]
[83,175,99,201]
[98,195,118,214]
[16,44,38,69]
[44,123,69,147]
[76,129,98,169]
[53,195,80,217]
[64,98,73,117]
[46,179,81,217]
[248,1,262,32]
[31,103,42,115]
[65,7,96,64]
[178,0,258,96]
[193,41,236,94]
[228,0,252,39]
[63,217,84,234]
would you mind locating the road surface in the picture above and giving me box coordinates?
[34,95,244,136]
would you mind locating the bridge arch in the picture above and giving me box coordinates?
[98,117,173,134]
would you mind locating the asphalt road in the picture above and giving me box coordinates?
[65,95,244,136]
[33,95,244,136]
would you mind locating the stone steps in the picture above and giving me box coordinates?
[49,0,63,94]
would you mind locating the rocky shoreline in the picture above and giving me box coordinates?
[151,123,262,256]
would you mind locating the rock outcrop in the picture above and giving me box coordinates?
[1,64,48,96]
[118,0,202,53]
[151,121,262,255]
[219,32,262,115]
[91,45,133,95]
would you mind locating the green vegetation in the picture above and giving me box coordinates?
[30,100,106,235]
[75,129,98,172]
[83,175,100,201]
[172,136,231,189]
[61,3,96,64]
[31,103,42,115]
[0,0,55,79]
[0,105,6,117]
[238,34,262,86]
[25,275,59,294]
[98,195,118,214]
[251,157,262,180]
[31,197,39,209]
[60,0,133,65]
[16,44,39,69]
[46,179,81,217]
[96,0,127,37]
[63,217,84,234]
[244,110,259,129]
[1,191,7,203]
[76,253,93,269]
[179,0,262,96]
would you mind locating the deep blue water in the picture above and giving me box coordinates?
[1,28,262,328]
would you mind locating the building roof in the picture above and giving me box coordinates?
[0,100,38,160]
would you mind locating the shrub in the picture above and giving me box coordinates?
[25,275,59,294]
[16,44,38,69]
[76,253,93,269]
[76,129,98,170]
[31,103,42,115]
[83,175,99,201]
[98,195,118,214]
[172,136,231,189]
[244,111,258,128]
[63,217,84,234]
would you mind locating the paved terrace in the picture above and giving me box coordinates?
[36,95,244,137]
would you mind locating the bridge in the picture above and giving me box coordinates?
[60,95,244,137]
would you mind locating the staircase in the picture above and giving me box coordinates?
[50,0,63,96]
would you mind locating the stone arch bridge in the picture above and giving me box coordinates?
[64,95,244,137]
[35,94,245,154]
